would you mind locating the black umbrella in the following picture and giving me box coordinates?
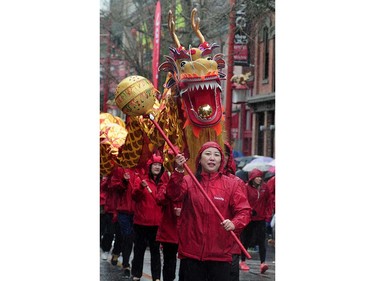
[235,169,249,183]
[264,171,275,182]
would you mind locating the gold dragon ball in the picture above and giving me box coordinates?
[115,75,157,116]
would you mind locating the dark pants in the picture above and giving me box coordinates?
[100,213,122,255]
[118,213,134,268]
[161,242,178,281]
[230,254,240,281]
[179,258,231,281]
[131,224,161,281]
[240,220,267,263]
[178,256,185,281]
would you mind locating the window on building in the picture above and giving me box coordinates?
[263,26,269,81]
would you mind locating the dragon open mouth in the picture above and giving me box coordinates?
[179,78,223,128]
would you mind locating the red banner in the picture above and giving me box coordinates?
[234,44,248,64]
[152,1,161,89]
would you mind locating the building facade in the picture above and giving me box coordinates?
[231,10,275,158]
[249,12,275,158]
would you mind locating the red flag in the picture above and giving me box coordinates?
[152,0,161,89]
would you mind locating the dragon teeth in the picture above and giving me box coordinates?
[187,82,218,91]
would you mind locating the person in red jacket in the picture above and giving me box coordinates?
[155,181,182,281]
[100,173,123,263]
[167,141,251,281]
[131,154,168,281]
[266,175,276,246]
[100,175,110,259]
[223,142,251,281]
[108,166,138,278]
[240,168,273,274]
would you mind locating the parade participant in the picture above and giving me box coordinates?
[100,172,123,264]
[100,175,110,259]
[131,154,168,281]
[266,175,276,246]
[223,142,237,176]
[240,168,273,274]
[155,183,182,281]
[108,166,137,278]
[223,142,251,281]
[167,141,251,281]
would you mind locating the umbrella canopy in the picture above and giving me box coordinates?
[234,156,257,170]
[250,156,274,164]
[242,156,274,172]
[242,161,274,172]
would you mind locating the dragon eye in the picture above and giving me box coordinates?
[206,57,212,60]
[180,61,187,67]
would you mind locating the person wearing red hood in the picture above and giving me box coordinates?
[131,154,168,281]
[266,175,276,247]
[108,166,139,278]
[223,142,251,281]
[155,176,182,281]
[167,141,251,281]
[239,168,273,274]
[100,172,123,264]
[100,175,111,259]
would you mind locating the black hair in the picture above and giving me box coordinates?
[224,144,231,156]
[195,164,203,182]
[148,163,165,184]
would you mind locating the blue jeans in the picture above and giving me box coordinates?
[118,213,134,268]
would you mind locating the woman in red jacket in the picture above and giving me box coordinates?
[108,166,138,278]
[100,176,111,259]
[167,141,251,281]
[100,173,122,263]
[155,183,182,281]
[131,154,168,281]
[240,168,273,274]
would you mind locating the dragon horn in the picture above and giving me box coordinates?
[191,8,205,44]
[168,10,181,49]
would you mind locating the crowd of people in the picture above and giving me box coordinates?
[100,141,276,281]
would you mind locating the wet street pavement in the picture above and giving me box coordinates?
[100,243,275,281]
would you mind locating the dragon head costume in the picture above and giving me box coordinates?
[100,8,228,175]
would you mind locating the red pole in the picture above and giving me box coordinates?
[152,0,161,89]
[148,114,251,259]
[225,0,236,144]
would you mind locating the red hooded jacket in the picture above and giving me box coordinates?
[108,166,137,214]
[246,169,273,221]
[100,176,109,207]
[267,175,275,214]
[132,154,167,226]
[223,141,237,175]
[102,172,118,215]
[167,141,251,262]
[155,183,182,244]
